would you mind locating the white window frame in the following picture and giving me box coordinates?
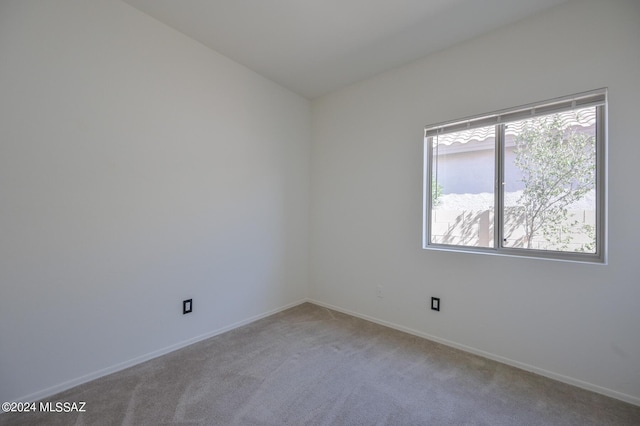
[423,89,607,263]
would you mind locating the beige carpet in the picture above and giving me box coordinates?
[2,302,639,425]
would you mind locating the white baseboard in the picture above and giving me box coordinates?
[12,299,308,404]
[12,298,638,408]
[307,298,640,407]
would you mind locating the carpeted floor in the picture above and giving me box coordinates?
[2,302,639,425]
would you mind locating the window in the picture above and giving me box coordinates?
[423,89,606,262]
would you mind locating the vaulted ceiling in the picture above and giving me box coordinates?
[123,0,568,99]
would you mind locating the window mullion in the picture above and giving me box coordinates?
[495,124,504,250]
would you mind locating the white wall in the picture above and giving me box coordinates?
[0,0,309,402]
[310,0,640,405]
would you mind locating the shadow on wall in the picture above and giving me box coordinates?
[432,208,595,251]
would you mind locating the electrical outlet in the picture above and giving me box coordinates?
[377,285,383,298]
[183,299,193,314]
[431,297,440,312]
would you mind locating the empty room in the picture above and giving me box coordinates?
[1,0,639,424]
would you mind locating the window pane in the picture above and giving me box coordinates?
[429,125,495,248]
[502,107,597,253]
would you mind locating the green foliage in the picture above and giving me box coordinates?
[512,113,596,250]
[432,178,443,207]
[577,224,596,252]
